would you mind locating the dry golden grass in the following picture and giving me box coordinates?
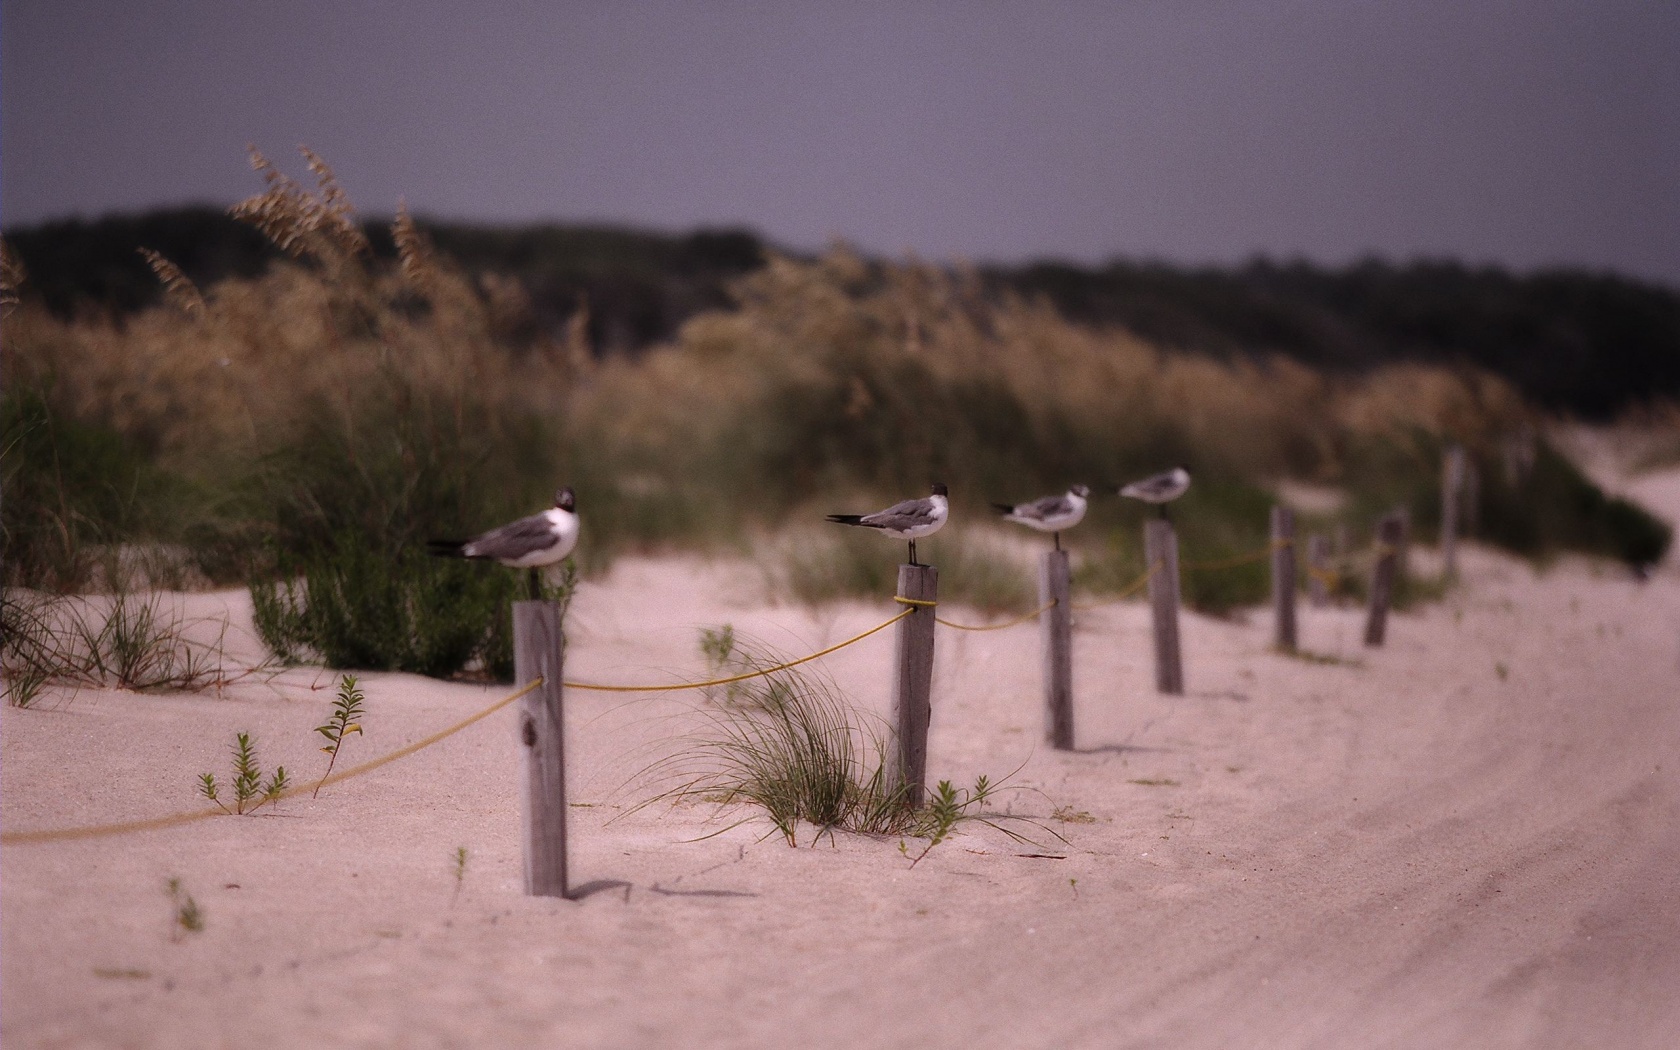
[1,152,1542,580]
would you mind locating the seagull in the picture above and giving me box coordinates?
[826,483,949,566]
[992,484,1089,550]
[1120,467,1191,518]
[427,487,580,598]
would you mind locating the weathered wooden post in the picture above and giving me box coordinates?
[514,600,568,898]
[890,563,938,806]
[1307,533,1331,607]
[1144,519,1184,695]
[1441,444,1466,579]
[1040,549,1074,750]
[1364,514,1405,647]
[1271,506,1297,652]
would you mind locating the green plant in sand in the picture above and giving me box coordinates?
[199,732,290,815]
[313,673,365,797]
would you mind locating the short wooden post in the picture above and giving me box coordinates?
[1144,519,1183,695]
[1364,514,1404,647]
[1441,444,1465,579]
[1271,506,1297,652]
[890,564,938,807]
[1040,549,1074,750]
[514,601,568,898]
[1307,533,1331,607]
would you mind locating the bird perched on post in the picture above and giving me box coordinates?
[826,483,949,566]
[427,487,579,598]
[992,484,1089,550]
[1120,467,1191,518]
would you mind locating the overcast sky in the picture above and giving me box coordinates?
[4,1,1677,284]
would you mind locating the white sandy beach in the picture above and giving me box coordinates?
[5,476,1679,1049]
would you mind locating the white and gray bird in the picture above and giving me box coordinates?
[428,487,580,596]
[1120,467,1191,517]
[992,484,1089,550]
[826,483,949,566]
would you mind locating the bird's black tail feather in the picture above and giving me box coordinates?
[991,502,1016,514]
[825,514,866,526]
[426,539,469,558]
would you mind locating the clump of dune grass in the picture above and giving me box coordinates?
[642,632,1055,855]
[1,585,256,707]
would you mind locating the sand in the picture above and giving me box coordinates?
[5,478,1680,1049]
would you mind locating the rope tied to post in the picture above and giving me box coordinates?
[1183,545,1276,573]
[2,677,548,846]
[935,597,1057,632]
[564,606,914,692]
[1071,558,1161,611]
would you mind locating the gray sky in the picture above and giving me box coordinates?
[5,0,1678,283]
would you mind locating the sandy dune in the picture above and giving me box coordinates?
[5,480,1680,1048]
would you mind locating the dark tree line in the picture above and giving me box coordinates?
[8,207,1677,419]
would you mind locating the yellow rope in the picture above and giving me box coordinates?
[1,678,546,846]
[1183,546,1273,572]
[562,607,914,692]
[892,596,937,608]
[1306,565,1343,585]
[1071,560,1160,611]
[936,598,1057,632]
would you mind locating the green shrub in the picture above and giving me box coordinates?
[251,537,551,680]
[772,527,1036,613]
[1476,442,1671,567]
[1,384,176,589]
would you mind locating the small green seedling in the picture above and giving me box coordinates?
[167,878,204,940]
[199,732,289,814]
[697,623,752,704]
[698,624,736,668]
[314,673,365,797]
[908,776,994,868]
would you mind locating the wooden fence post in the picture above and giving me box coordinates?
[1271,506,1297,652]
[1364,514,1404,647]
[1442,444,1465,579]
[514,600,568,898]
[1307,533,1331,607]
[1040,549,1074,750]
[1145,519,1184,695]
[891,563,938,807]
